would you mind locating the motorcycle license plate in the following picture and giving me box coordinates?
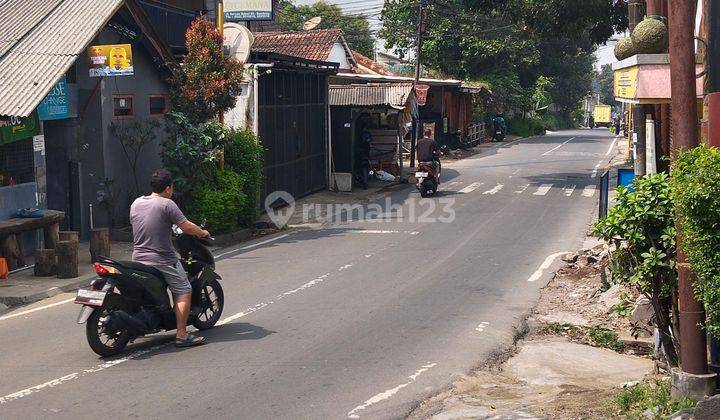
[75,289,107,307]
[415,172,428,178]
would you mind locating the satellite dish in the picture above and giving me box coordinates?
[223,23,254,64]
[303,17,322,30]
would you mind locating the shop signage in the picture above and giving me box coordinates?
[88,44,134,77]
[223,0,274,21]
[37,76,69,120]
[0,112,40,144]
[614,66,638,100]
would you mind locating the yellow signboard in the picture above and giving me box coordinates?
[614,66,638,99]
[88,44,134,77]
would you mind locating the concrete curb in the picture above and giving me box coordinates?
[0,277,91,308]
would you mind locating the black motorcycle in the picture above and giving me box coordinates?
[75,231,224,356]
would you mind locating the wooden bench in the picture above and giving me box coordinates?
[0,210,65,271]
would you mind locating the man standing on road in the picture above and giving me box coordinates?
[130,169,210,348]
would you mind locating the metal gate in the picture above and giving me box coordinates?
[258,69,328,202]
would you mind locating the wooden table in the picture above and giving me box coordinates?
[0,210,65,270]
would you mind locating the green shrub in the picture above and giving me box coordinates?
[188,168,247,234]
[507,117,546,137]
[225,130,264,226]
[594,173,679,367]
[671,145,720,338]
[613,379,695,419]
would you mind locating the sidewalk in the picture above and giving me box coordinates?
[0,241,133,310]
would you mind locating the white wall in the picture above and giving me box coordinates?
[328,43,352,70]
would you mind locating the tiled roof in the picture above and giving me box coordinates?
[252,29,342,62]
[351,50,395,76]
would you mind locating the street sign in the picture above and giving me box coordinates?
[223,0,274,22]
[37,76,69,120]
[0,112,40,144]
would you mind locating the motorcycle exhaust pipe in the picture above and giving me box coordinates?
[109,310,154,335]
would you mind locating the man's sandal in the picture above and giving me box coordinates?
[175,333,206,348]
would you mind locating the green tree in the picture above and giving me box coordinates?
[278,0,375,57]
[169,18,245,124]
[380,0,627,119]
[597,63,618,106]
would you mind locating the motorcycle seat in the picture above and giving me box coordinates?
[99,258,163,279]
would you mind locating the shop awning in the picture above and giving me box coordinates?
[0,0,124,117]
[330,83,414,109]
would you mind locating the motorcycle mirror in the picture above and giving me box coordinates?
[200,219,207,229]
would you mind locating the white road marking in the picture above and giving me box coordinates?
[482,184,504,195]
[347,362,437,418]
[339,264,353,271]
[2,267,344,404]
[533,184,553,196]
[213,234,291,259]
[475,321,490,332]
[0,298,75,322]
[563,185,576,197]
[459,182,483,194]
[582,185,597,197]
[606,136,619,156]
[527,252,569,282]
[515,184,530,194]
[365,254,373,258]
[349,230,401,234]
[448,181,460,186]
[541,137,575,156]
[591,163,601,178]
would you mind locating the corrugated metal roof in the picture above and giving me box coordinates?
[0,0,124,117]
[330,83,413,108]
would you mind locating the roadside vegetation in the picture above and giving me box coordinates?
[613,379,695,419]
[165,18,263,234]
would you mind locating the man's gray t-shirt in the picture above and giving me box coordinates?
[130,196,187,266]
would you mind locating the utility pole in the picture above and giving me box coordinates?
[629,1,646,176]
[668,0,715,399]
[410,0,425,169]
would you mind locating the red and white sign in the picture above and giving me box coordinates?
[415,84,430,106]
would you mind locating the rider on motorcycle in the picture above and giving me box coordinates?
[416,128,441,183]
[129,169,210,348]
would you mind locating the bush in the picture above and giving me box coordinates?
[187,168,247,234]
[507,117,546,137]
[594,173,679,367]
[671,145,720,338]
[613,379,695,419]
[538,112,575,131]
[225,130,264,226]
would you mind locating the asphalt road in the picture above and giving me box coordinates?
[0,129,617,419]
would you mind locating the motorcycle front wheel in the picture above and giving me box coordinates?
[86,305,131,357]
[192,279,224,330]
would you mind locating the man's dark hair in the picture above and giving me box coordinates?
[150,169,174,193]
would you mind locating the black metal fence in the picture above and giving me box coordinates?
[258,69,328,201]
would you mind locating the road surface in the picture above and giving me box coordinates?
[0,129,617,419]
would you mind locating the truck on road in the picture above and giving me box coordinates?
[592,104,612,128]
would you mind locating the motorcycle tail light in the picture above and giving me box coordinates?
[92,263,118,276]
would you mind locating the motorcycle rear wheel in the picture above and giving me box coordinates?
[192,279,224,330]
[86,305,131,357]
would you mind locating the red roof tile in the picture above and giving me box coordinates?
[351,50,396,76]
[252,29,342,62]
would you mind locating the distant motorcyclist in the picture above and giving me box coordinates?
[492,113,507,142]
[416,128,441,183]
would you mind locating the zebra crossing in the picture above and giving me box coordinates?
[450,181,597,198]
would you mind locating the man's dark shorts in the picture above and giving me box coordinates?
[155,262,192,295]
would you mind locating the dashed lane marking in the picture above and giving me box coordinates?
[515,184,530,194]
[563,185,576,197]
[541,137,575,156]
[475,322,490,332]
[533,184,553,196]
[482,184,504,195]
[582,185,597,197]
[528,252,570,282]
[459,182,483,194]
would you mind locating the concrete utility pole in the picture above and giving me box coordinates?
[629,0,647,176]
[410,0,425,169]
[628,0,645,31]
[668,0,715,399]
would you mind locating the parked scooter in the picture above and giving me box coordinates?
[492,128,506,142]
[75,227,224,356]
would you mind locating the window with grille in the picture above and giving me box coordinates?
[0,138,34,186]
